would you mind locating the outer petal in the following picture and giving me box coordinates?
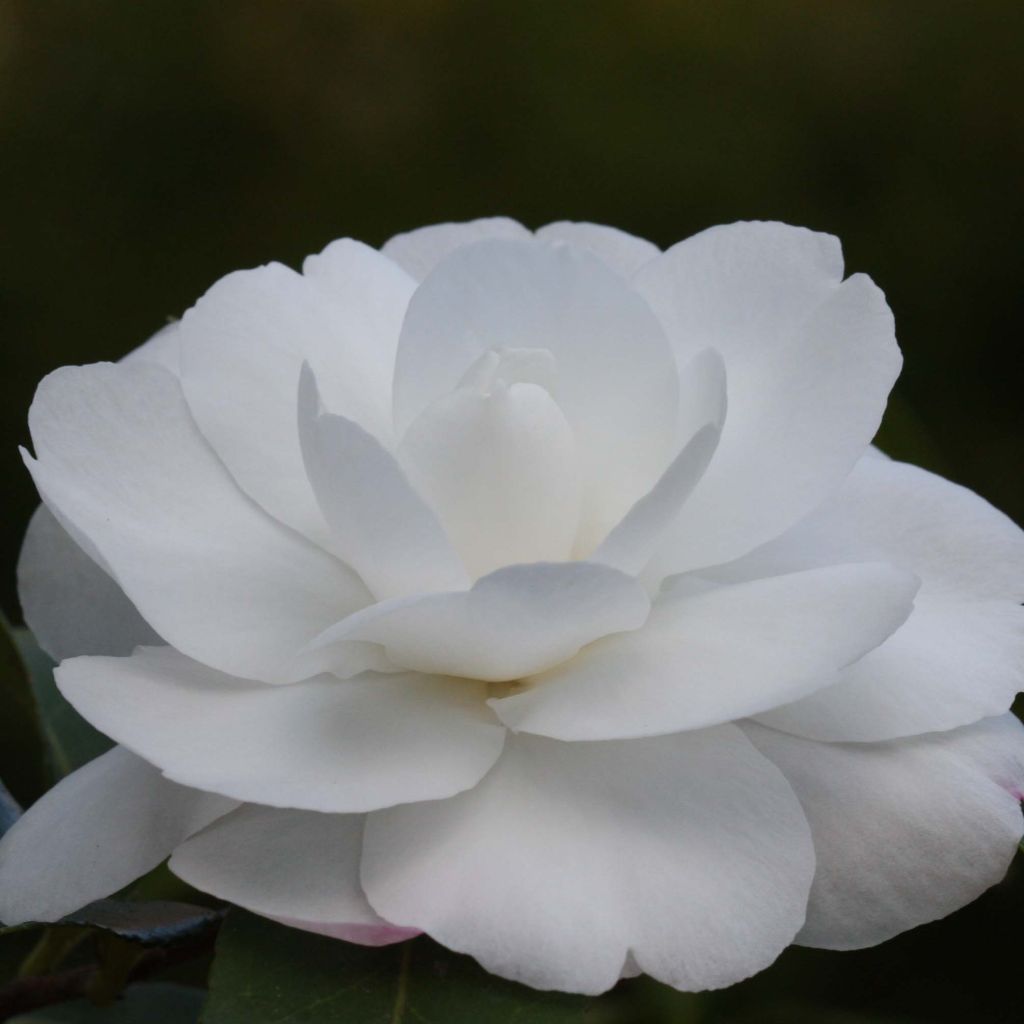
[122,321,181,375]
[24,362,369,683]
[178,250,415,545]
[57,647,506,814]
[381,217,530,280]
[296,562,651,683]
[722,457,1024,741]
[397,380,581,579]
[744,716,1024,950]
[18,505,160,661]
[362,727,815,995]
[299,366,468,600]
[0,747,234,925]
[535,221,659,276]
[492,563,918,740]
[392,239,680,545]
[170,806,418,946]
[635,222,901,573]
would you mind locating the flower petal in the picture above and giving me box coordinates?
[635,222,901,573]
[744,715,1024,950]
[24,362,369,683]
[362,726,814,995]
[381,217,530,280]
[56,647,506,814]
[493,563,918,740]
[170,805,418,946]
[590,349,726,574]
[0,747,234,925]
[122,321,181,374]
[178,248,415,545]
[299,365,468,600]
[392,239,680,546]
[397,379,581,579]
[18,505,160,661]
[297,562,651,684]
[719,456,1024,741]
[535,221,659,275]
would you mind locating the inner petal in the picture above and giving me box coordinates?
[398,348,581,580]
[391,239,680,556]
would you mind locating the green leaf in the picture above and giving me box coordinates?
[60,900,224,948]
[7,981,203,1023]
[203,910,588,1024]
[0,614,49,806]
[0,778,22,836]
[12,628,112,780]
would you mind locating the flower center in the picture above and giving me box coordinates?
[457,346,559,398]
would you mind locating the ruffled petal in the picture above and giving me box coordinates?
[535,221,659,276]
[299,366,468,600]
[492,563,917,740]
[636,222,901,573]
[295,562,650,683]
[362,727,814,995]
[0,747,234,925]
[392,239,680,546]
[717,456,1024,741]
[170,805,418,946]
[744,715,1024,950]
[381,217,530,280]
[57,647,505,814]
[590,348,726,573]
[24,362,369,683]
[178,249,415,544]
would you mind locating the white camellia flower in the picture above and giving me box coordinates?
[2,218,1023,995]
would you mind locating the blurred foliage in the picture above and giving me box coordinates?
[7,982,204,1023]
[2,0,1022,619]
[0,615,47,807]
[0,1,1022,1021]
[204,912,586,1024]
[7,623,111,800]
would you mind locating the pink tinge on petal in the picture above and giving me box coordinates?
[268,914,422,947]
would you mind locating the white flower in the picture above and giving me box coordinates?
[2,218,1023,995]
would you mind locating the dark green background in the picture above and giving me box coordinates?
[1,2,1022,1021]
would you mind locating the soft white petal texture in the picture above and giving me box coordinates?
[591,426,719,576]
[591,349,727,574]
[0,747,234,925]
[122,321,181,375]
[301,238,415,395]
[362,727,815,995]
[56,647,506,813]
[493,563,918,740]
[718,456,1024,741]
[298,562,651,683]
[398,378,581,579]
[635,222,901,573]
[15,218,1020,991]
[536,221,660,276]
[744,716,1024,950]
[711,456,1024,600]
[170,806,418,946]
[392,239,680,544]
[299,366,468,600]
[18,505,160,661]
[382,217,531,280]
[24,362,369,683]
[178,250,415,544]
